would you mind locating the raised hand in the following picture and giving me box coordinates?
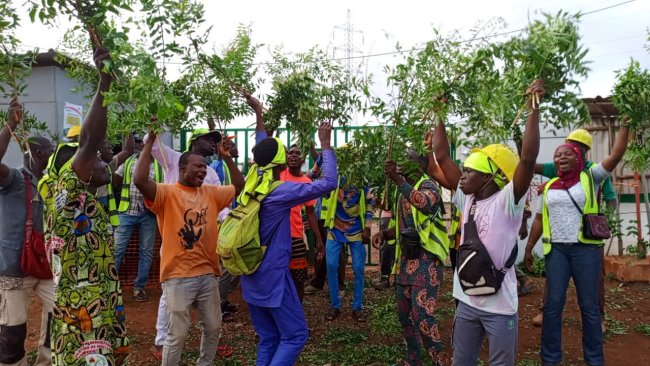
[6,98,23,129]
[317,121,333,150]
[526,79,545,110]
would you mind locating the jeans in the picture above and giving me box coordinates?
[326,239,365,310]
[541,243,603,366]
[163,274,221,366]
[0,277,53,366]
[452,301,518,366]
[113,212,157,290]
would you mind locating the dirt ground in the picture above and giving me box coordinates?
[24,264,650,365]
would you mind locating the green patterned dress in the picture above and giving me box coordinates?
[43,165,129,366]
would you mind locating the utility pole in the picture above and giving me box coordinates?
[333,9,364,83]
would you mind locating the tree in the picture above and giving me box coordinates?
[612,59,650,249]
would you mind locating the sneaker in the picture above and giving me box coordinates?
[133,289,148,302]
[533,312,543,327]
[304,285,323,294]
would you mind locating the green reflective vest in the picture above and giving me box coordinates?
[118,155,164,213]
[448,202,461,249]
[321,177,367,229]
[542,168,603,255]
[105,169,120,226]
[392,176,449,273]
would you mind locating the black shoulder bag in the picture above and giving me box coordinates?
[456,199,517,296]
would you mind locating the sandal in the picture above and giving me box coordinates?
[217,344,234,358]
[325,308,340,321]
[352,310,367,323]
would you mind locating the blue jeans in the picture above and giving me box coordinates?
[326,239,365,310]
[113,212,157,290]
[541,243,603,365]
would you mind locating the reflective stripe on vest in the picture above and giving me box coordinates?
[223,162,231,186]
[448,203,460,248]
[106,175,119,226]
[541,168,603,255]
[118,155,163,213]
[392,176,449,273]
[322,177,366,229]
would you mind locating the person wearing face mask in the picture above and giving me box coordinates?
[43,47,130,365]
[371,149,449,366]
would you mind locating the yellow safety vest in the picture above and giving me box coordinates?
[542,168,603,255]
[105,168,120,226]
[118,155,164,213]
[321,177,367,229]
[448,202,461,249]
[392,175,449,273]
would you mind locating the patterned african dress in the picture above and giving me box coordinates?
[395,179,445,366]
[43,165,129,366]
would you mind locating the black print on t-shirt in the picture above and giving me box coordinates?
[178,208,207,250]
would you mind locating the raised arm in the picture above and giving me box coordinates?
[0,99,22,182]
[424,131,452,189]
[601,124,630,172]
[134,131,158,201]
[71,47,112,183]
[385,160,442,216]
[218,140,245,196]
[246,94,265,133]
[113,133,135,168]
[431,121,462,189]
[512,79,544,203]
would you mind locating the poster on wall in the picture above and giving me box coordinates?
[63,102,83,138]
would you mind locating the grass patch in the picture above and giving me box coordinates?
[518,359,541,366]
[299,343,402,365]
[369,293,401,336]
[635,323,650,336]
[605,314,629,335]
[320,327,368,346]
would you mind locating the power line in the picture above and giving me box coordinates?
[16,0,638,67]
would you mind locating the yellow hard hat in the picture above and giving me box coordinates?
[471,144,519,182]
[566,129,592,149]
[66,125,81,139]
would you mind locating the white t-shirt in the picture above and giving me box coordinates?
[452,182,526,315]
[536,164,610,243]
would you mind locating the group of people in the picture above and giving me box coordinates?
[0,46,630,366]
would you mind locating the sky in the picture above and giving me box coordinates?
[12,0,650,128]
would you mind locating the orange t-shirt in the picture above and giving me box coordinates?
[145,183,235,282]
[280,169,315,238]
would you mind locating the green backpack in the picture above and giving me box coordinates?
[217,181,283,275]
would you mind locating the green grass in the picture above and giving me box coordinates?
[605,314,629,335]
[369,294,401,336]
[635,323,650,336]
